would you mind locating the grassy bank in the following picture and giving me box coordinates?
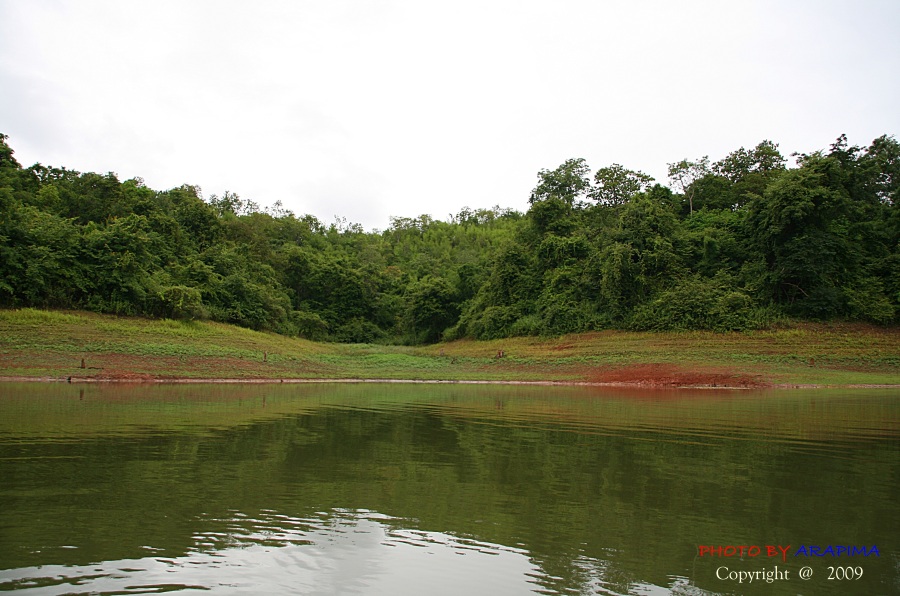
[1,308,899,387]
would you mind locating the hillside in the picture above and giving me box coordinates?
[1,309,898,387]
[2,133,899,346]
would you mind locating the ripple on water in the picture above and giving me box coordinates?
[0,509,546,595]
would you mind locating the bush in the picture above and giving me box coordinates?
[285,309,330,340]
[153,285,205,320]
[536,296,602,335]
[467,305,522,340]
[509,313,543,336]
[333,317,385,343]
[844,277,895,324]
[630,274,771,332]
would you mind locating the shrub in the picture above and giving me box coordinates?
[630,274,770,332]
[286,309,330,340]
[154,285,205,320]
[467,305,522,340]
[333,317,385,344]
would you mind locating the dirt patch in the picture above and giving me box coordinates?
[587,363,766,388]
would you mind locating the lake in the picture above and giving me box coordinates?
[0,382,897,595]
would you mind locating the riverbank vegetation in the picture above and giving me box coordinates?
[1,308,897,386]
[1,133,899,345]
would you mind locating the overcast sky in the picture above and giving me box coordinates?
[1,1,898,230]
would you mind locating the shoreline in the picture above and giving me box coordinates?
[2,375,898,390]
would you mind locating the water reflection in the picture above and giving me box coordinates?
[0,383,898,595]
[1,508,541,595]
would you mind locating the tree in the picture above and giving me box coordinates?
[599,193,684,316]
[529,158,591,206]
[714,140,786,182]
[590,164,654,206]
[0,205,81,307]
[858,134,900,206]
[168,185,223,250]
[667,156,710,215]
[64,172,128,224]
[405,275,459,343]
[528,196,576,237]
[0,133,21,169]
[208,190,259,217]
[745,150,866,318]
[79,215,157,313]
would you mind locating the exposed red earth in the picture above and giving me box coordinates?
[586,363,764,388]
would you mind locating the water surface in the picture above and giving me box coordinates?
[0,383,897,594]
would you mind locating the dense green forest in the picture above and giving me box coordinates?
[1,133,898,344]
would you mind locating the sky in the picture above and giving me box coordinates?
[1,0,899,231]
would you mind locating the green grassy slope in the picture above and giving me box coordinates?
[1,309,898,386]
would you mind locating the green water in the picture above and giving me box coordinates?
[0,383,897,595]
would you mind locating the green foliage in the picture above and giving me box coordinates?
[1,132,897,346]
[595,193,684,316]
[333,317,386,343]
[590,163,654,206]
[746,138,896,320]
[844,277,895,324]
[630,274,770,332]
[667,156,711,215]
[404,275,459,344]
[680,208,747,277]
[537,294,603,335]
[537,234,589,268]
[529,158,591,206]
[287,309,330,341]
[461,305,523,340]
[528,197,577,236]
[0,205,81,307]
[153,285,205,320]
[714,140,786,182]
[0,133,21,169]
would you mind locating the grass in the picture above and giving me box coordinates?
[0,308,898,386]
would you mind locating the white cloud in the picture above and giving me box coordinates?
[2,0,898,230]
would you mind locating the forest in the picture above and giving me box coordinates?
[1,133,898,344]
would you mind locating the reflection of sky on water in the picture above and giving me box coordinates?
[0,508,700,595]
[0,509,538,595]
